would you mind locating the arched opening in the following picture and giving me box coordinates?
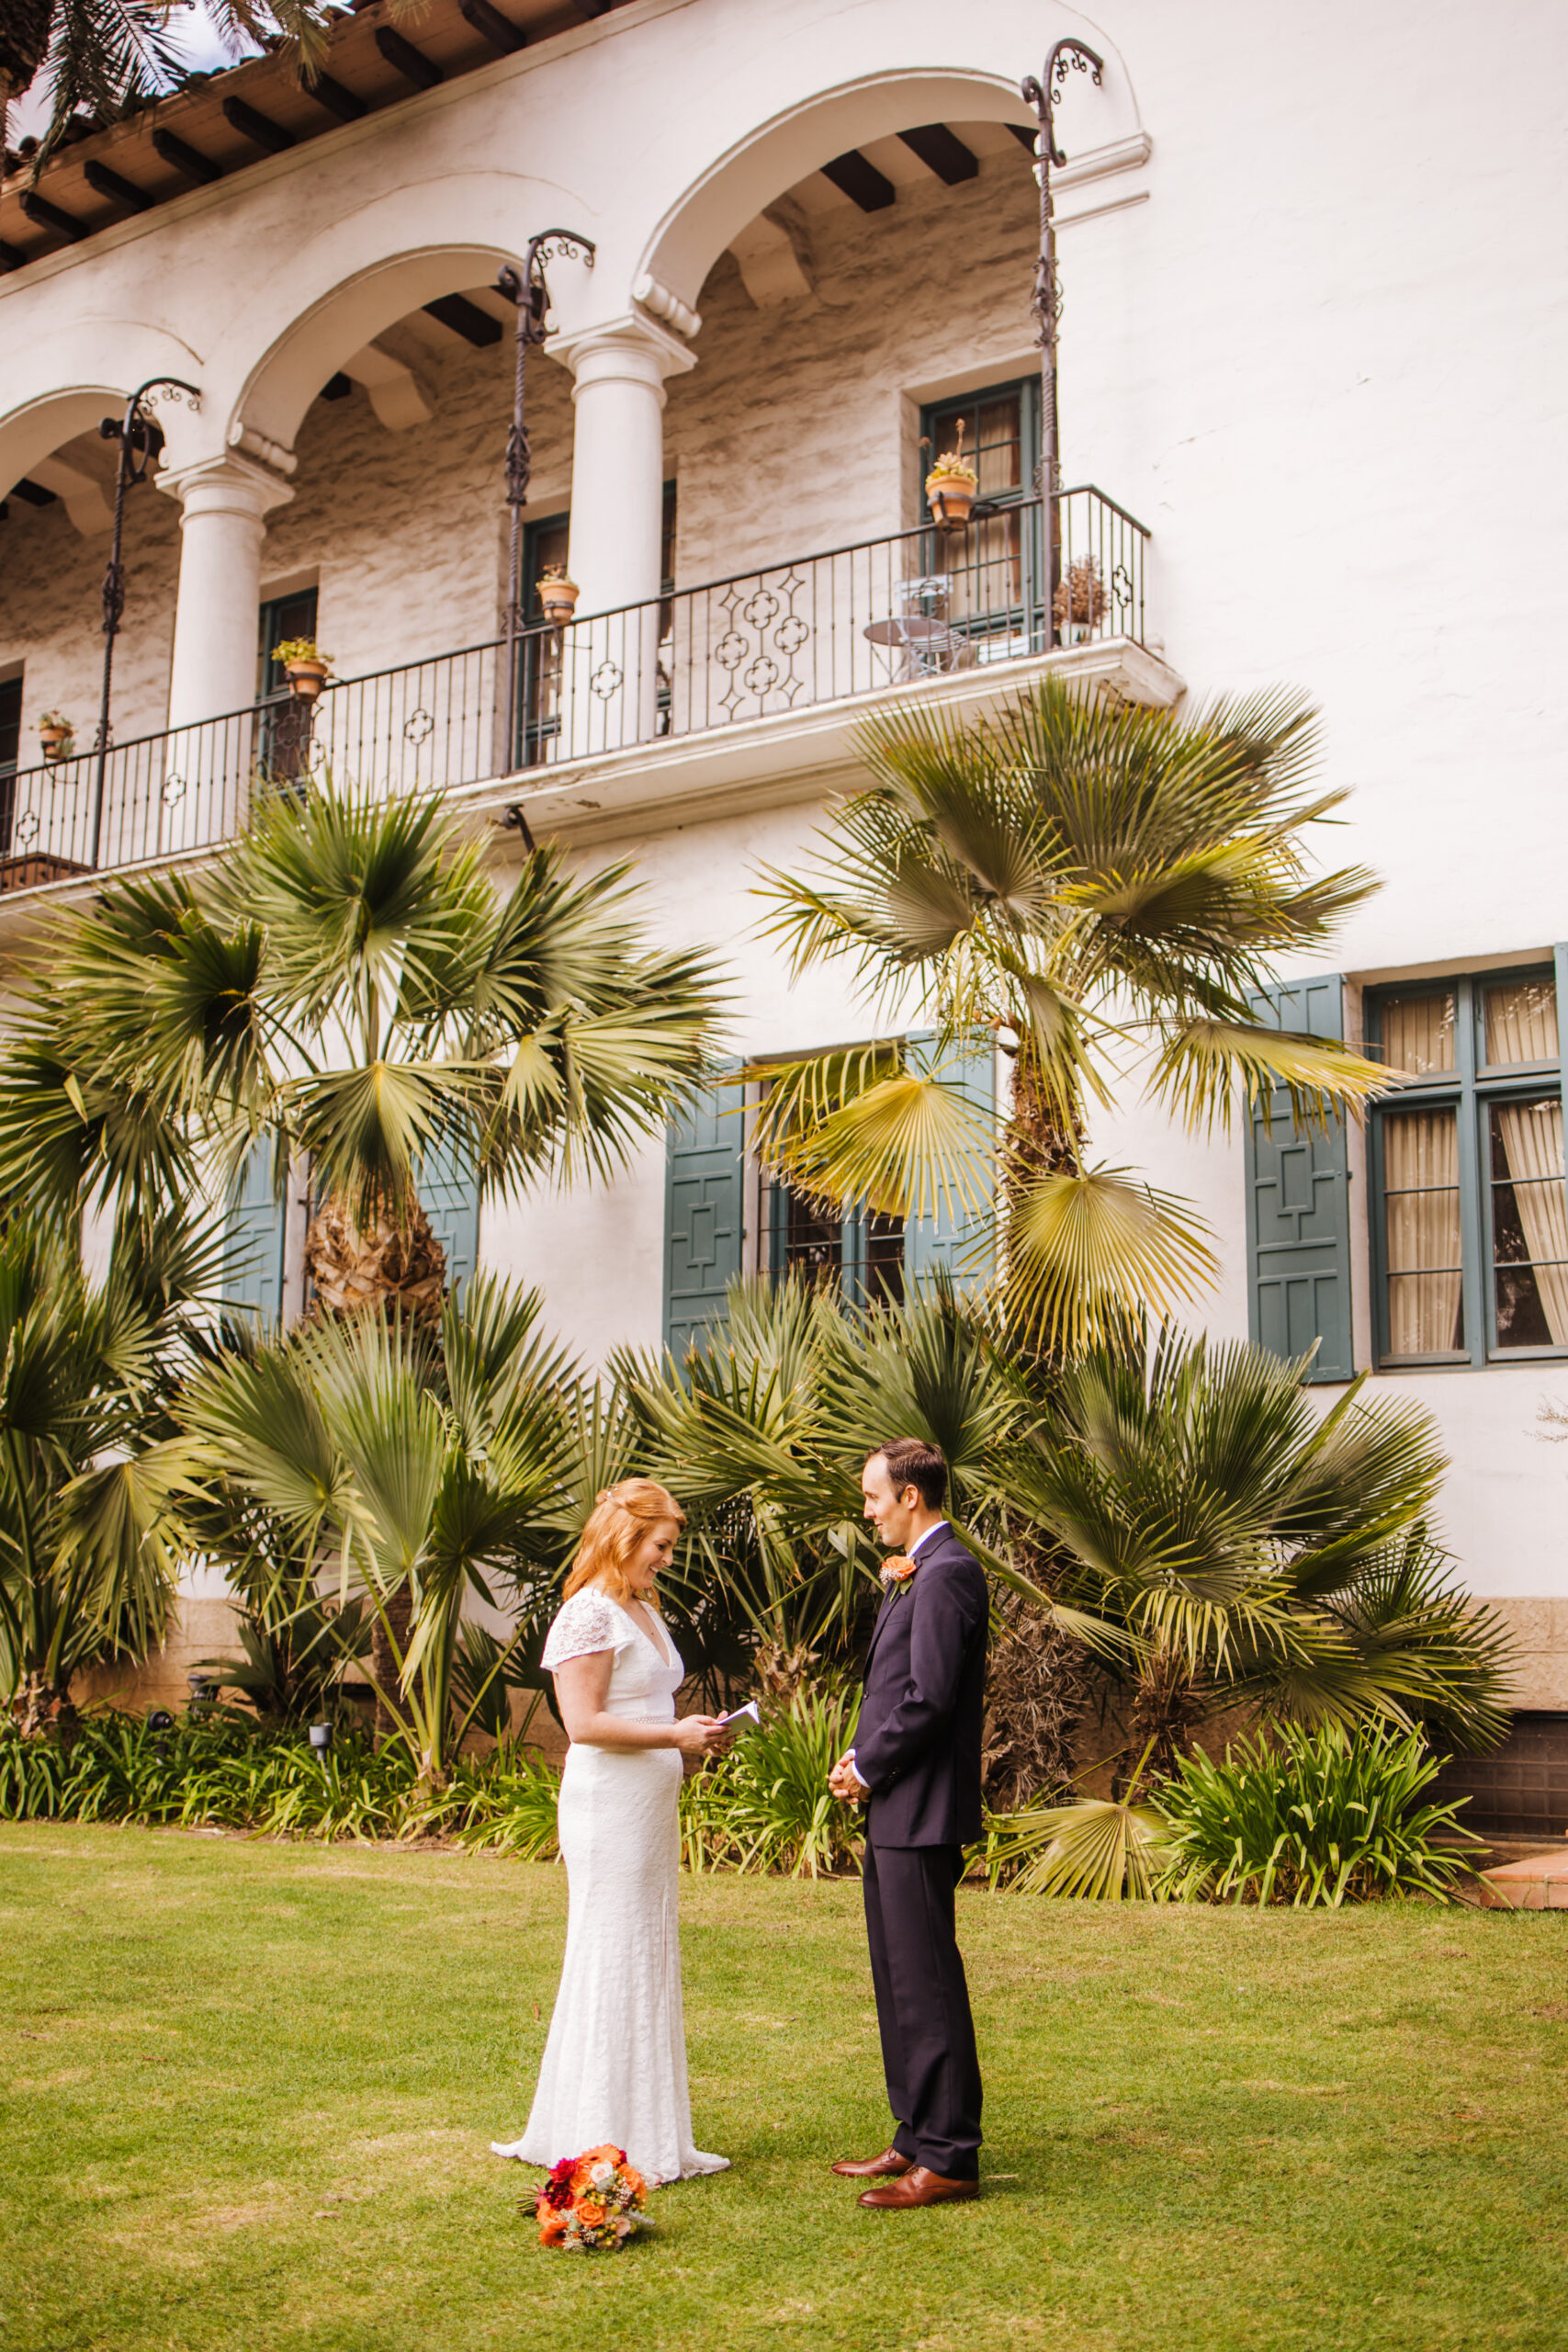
[0,385,189,853]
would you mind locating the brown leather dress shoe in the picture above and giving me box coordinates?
[858,2165,978,2209]
[831,2147,912,2178]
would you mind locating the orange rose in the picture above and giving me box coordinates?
[880,1555,918,1586]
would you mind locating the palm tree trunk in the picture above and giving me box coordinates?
[304,1193,446,1746]
[305,1196,447,1320]
[1001,1030,1084,1348]
[1123,1648,1205,1794]
[369,1579,413,1747]
[981,1575,1092,1811]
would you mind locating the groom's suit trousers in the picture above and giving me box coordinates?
[862,1840,982,2180]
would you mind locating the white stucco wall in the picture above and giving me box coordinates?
[2,0,1567,1691]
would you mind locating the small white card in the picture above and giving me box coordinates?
[719,1700,761,1733]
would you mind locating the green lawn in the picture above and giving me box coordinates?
[2,1827,1565,2352]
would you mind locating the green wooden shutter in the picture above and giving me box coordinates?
[903,1029,996,1295]
[1246,976,1354,1384]
[422,1137,480,1299]
[221,1136,288,1328]
[664,1063,744,1355]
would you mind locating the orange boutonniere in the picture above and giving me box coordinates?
[880,1554,918,1597]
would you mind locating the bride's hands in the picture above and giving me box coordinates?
[672,1713,734,1759]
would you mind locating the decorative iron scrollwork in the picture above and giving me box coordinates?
[404,708,435,745]
[713,569,812,721]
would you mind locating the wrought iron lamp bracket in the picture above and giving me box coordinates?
[1021,37,1104,170]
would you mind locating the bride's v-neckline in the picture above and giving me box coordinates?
[612,1592,679,1670]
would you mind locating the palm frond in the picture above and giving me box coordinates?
[1006,1167,1219,1355]
[985,1793,1168,1899]
[1150,1019,1391,1134]
[749,1044,993,1224]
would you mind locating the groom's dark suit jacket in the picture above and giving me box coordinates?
[852,1524,988,1849]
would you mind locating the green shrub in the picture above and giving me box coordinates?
[1156,1719,1484,1907]
[436,1747,563,1860]
[0,1713,423,1842]
[682,1687,863,1879]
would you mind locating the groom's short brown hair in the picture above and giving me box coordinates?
[867,1437,947,1510]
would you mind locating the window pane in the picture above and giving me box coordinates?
[1382,1106,1463,1353]
[1380,990,1455,1077]
[857,1211,904,1308]
[1490,1097,1568,1346]
[973,397,1023,499]
[1483,976,1558,1068]
[781,1190,841,1284]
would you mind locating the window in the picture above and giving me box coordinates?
[663,1035,994,1355]
[1368,964,1568,1365]
[516,489,676,766]
[257,586,320,698]
[765,1186,904,1308]
[918,379,1043,661]
[256,586,319,784]
[0,675,20,855]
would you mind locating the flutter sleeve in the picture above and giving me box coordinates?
[540,1589,627,1672]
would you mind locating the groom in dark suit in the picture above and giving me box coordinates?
[828,1437,987,2209]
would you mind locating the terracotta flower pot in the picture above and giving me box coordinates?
[39,725,73,762]
[925,471,977,530]
[538,578,581,626]
[284,659,330,700]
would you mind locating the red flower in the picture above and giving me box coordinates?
[538,2158,577,2212]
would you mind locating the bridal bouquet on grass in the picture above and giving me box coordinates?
[535,2146,649,2250]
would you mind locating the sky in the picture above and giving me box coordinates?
[11,4,260,143]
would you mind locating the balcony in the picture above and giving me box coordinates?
[0,488,1179,891]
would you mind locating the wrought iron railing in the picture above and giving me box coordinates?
[0,488,1146,892]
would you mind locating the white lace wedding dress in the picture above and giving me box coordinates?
[491,1586,730,2187]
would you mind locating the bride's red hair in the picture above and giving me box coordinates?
[563,1477,686,1606]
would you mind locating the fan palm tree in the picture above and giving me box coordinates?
[753,678,1388,1351]
[177,1273,580,1785]
[1015,1327,1516,1776]
[0,1205,215,1735]
[0,779,725,1716]
[620,1276,1514,1803]
[0,779,727,1309]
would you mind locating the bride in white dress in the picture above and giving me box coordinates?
[491,1478,734,2186]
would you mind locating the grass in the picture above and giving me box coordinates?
[1,1827,1566,2352]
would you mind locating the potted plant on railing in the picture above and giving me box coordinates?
[536,567,581,627]
[1053,555,1106,642]
[36,711,74,762]
[925,419,979,531]
[272,639,333,699]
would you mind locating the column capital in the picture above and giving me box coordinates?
[155,449,295,522]
[555,311,698,401]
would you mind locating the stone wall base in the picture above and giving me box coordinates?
[1430,1713,1568,1840]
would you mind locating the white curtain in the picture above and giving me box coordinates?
[1484,978,1559,1069]
[1494,1098,1568,1342]
[1382,991,1455,1078]
[1383,1109,1463,1354]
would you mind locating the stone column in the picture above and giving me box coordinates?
[553,315,694,756]
[157,453,293,854]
